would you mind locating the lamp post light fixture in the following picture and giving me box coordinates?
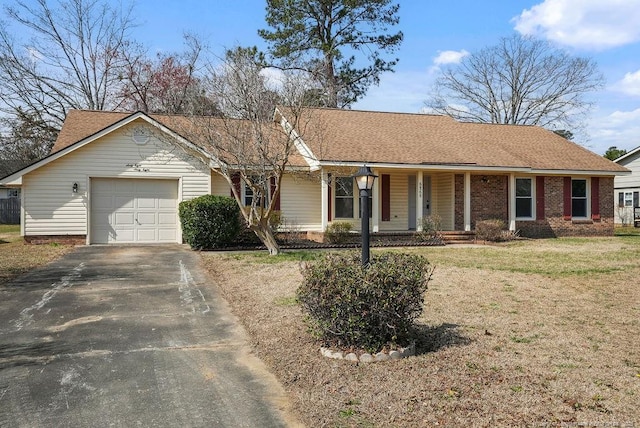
[354,165,377,266]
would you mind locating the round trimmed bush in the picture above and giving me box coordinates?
[179,195,242,250]
[297,251,432,352]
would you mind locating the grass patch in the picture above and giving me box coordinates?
[199,236,640,426]
[227,249,321,264]
[615,226,640,236]
[0,224,19,234]
[0,227,74,285]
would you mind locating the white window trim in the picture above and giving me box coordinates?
[571,177,591,219]
[333,176,356,219]
[624,191,633,207]
[515,177,536,221]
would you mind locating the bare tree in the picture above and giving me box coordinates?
[119,34,220,115]
[0,0,136,130]
[427,34,604,131]
[0,109,58,164]
[176,47,320,255]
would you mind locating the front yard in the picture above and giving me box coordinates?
[0,225,74,285]
[201,237,640,427]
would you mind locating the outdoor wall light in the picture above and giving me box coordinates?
[353,165,377,266]
[481,176,489,183]
[72,182,78,193]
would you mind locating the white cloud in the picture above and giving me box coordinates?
[433,50,469,65]
[512,0,640,50]
[587,108,640,153]
[615,70,640,96]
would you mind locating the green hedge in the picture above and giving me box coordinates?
[179,195,241,250]
[297,252,432,352]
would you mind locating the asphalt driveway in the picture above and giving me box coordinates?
[0,245,297,427]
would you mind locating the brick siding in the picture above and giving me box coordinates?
[454,175,614,238]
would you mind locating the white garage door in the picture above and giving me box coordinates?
[91,178,179,244]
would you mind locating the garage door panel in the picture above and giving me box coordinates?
[115,180,135,192]
[91,178,179,244]
[158,198,176,209]
[158,212,176,224]
[136,229,157,241]
[158,229,177,241]
[137,212,156,224]
[114,212,135,225]
[137,197,157,209]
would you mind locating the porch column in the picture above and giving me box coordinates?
[372,168,380,233]
[464,172,471,231]
[508,173,516,231]
[417,171,424,231]
[321,169,329,232]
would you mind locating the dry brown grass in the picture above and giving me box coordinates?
[0,225,74,285]
[200,238,640,427]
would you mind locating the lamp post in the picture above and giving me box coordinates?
[354,165,377,266]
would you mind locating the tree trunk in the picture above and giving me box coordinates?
[250,223,280,255]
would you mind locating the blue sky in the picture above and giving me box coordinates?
[6,0,640,155]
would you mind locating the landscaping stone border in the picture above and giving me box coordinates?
[320,342,415,363]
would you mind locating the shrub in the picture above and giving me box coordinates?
[475,218,507,242]
[415,214,444,244]
[179,195,241,250]
[297,252,432,352]
[324,221,353,244]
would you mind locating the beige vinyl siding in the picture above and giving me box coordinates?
[23,120,210,237]
[614,154,640,225]
[615,153,640,190]
[379,172,408,231]
[280,174,322,231]
[432,172,454,231]
[211,173,231,197]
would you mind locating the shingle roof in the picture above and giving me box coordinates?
[51,108,628,174]
[296,108,628,173]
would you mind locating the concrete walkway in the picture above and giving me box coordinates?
[0,245,299,427]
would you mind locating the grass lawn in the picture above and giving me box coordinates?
[0,225,74,285]
[200,237,640,427]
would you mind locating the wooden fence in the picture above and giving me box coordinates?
[0,198,20,224]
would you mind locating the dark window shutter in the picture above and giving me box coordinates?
[619,192,625,207]
[381,174,391,221]
[327,173,332,222]
[563,177,572,220]
[270,176,281,211]
[634,191,639,208]
[536,176,545,220]
[591,177,600,220]
[231,173,241,199]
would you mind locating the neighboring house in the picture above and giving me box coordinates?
[0,108,629,244]
[613,146,640,226]
[0,160,25,224]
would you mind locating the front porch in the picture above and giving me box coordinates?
[320,169,517,234]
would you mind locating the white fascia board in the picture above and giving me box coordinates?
[318,161,628,176]
[614,145,640,164]
[274,107,321,171]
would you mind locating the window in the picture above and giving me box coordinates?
[7,189,19,199]
[624,191,633,207]
[243,177,269,207]
[515,178,533,219]
[334,177,354,218]
[571,179,588,218]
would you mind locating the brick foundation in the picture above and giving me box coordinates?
[24,235,86,245]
